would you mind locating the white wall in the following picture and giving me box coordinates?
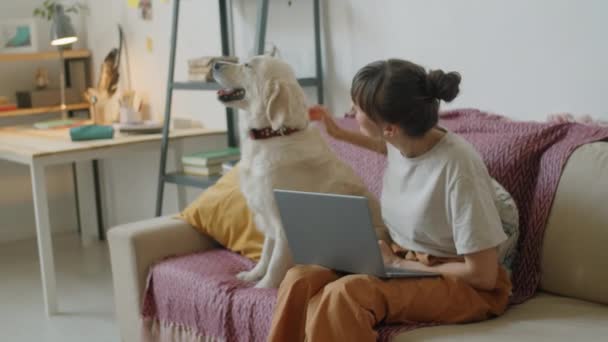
[88,0,608,130]
[86,0,228,128]
[86,0,322,127]
[83,0,232,226]
[88,0,608,231]
[230,0,608,121]
[321,0,608,121]
[150,0,608,122]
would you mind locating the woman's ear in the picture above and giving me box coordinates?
[383,124,398,138]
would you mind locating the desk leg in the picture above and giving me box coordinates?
[30,162,58,315]
[75,161,100,245]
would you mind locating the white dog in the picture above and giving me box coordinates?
[213,56,389,288]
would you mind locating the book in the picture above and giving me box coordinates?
[183,164,223,176]
[182,147,240,166]
[34,119,88,130]
[0,103,17,112]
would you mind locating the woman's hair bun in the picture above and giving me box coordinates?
[426,70,461,102]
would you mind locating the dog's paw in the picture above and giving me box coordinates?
[236,270,263,282]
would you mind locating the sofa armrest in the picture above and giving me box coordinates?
[108,216,217,342]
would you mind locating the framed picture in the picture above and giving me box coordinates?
[0,19,38,54]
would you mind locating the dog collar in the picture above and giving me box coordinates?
[249,126,300,140]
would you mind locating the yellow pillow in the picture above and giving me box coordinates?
[178,166,264,261]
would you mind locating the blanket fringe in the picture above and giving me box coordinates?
[142,316,224,342]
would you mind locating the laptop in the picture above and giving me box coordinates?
[273,189,440,278]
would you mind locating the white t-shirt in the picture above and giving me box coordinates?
[381,130,507,258]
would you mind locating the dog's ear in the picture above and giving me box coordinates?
[269,46,278,57]
[263,79,289,131]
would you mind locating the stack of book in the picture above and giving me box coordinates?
[0,96,16,112]
[187,56,238,82]
[0,103,17,112]
[181,147,240,176]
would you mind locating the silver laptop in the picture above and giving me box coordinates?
[274,189,440,278]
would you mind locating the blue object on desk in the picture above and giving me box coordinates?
[70,125,114,141]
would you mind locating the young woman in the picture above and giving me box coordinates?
[267,59,512,342]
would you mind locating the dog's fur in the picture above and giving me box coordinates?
[213,56,389,288]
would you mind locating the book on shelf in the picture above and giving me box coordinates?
[183,164,223,176]
[0,103,17,112]
[182,147,240,166]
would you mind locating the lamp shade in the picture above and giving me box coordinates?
[50,4,78,46]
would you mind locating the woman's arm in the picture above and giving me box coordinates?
[379,241,500,290]
[335,128,387,155]
[312,105,387,155]
[427,248,499,290]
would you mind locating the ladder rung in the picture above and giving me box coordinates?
[297,77,319,87]
[172,78,319,92]
[172,81,221,90]
[164,172,221,189]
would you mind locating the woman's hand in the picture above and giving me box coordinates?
[378,241,432,272]
[378,240,401,268]
[309,105,388,155]
[309,105,344,139]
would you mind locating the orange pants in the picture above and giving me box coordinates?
[268,264,511,342]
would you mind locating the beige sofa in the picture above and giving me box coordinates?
[108,142,608,342]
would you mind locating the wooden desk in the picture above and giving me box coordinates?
[0,125,225,315]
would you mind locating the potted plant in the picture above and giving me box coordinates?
[33,1,87,49]
[33,0,86,21]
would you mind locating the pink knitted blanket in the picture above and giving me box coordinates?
[440,109,608,304]
[142,109,608,341]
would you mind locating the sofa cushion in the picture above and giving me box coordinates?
[396,292,608,341]
[493,179,519,275]
[178,167,264,261]
[142,250,276,342]
[541,142,608,304]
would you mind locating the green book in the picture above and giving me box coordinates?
[182,147,240,166]
[34,119,76,129]
[183,164,223,176]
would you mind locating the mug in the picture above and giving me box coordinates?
[119,107,143,124]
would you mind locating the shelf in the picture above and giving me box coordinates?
[172,81,222,90]
[297,77,319,87]
[172,77,319,92]
[164,171,222,189]
[0,49,91,62]
[0,102,90,118]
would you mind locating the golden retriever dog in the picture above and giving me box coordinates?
[213,56,389,288]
